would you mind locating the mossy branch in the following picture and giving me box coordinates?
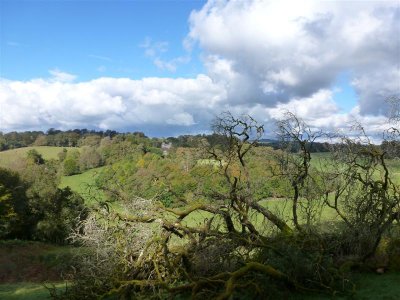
[217,262,290,300]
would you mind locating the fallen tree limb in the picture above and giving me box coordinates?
[217,262,289,300]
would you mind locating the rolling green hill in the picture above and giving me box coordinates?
[60,167,105,205]
[0,146,79,170]
[0,146,104,204]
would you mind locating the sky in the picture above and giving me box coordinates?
[0,0,399,138]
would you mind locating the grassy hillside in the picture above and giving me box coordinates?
[311,152,400,184]
[60,166,105,205]
[0,146,78,169]
[0,146,103,205]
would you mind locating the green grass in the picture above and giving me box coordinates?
[291,272,400,299]
[60,166,105,205]
[0,282,65,300]
[0,240,76,299]
[0,146,78,169]
[178,197,340,237]
[311,152,400,184]
[352,272,400,300]
[0,146,104,204]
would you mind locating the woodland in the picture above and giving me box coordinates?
[2,111,400,299]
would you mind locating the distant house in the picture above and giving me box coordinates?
[161,142,172,155]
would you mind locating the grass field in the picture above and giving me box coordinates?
[60,166,105,205]
[293,272,400,300]
[311,152,400,184]
[0,146,104,204]
[0,146,78,169]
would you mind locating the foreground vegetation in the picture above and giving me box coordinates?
[2,112,400,299]
[0,240,74,299]
[0,282,65,300]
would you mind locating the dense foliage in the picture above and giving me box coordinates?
[3,112,400,299]
[0,155,87,244]
[0,129,119,150]
[48,112,400,299]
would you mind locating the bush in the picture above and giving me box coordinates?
[0,163,88,244]
[63,150,80,175]
[79,146,102,171]
[33,187,88,244]
[0,168,29,238]
[26,149,45,165]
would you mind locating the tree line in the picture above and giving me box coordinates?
[3,128,399,158]
[0,129,119,150]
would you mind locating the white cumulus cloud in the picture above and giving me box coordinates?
[188,0,399,114]
[0,75,226,135]
[1,0,398,138]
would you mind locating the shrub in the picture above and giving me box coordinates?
[63,150,80,175]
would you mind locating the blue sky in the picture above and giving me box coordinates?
[331,72,357,113]
[0,0,398,136]
[1,0,205,81]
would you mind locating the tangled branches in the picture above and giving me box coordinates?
[55,112,400,299]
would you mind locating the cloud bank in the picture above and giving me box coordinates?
[188,0,399,114]
[1,0,399,137]
[0,75,225,135]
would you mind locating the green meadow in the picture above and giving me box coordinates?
[60,166,105,205]
[0,146,103,205]
[0,146,78,169]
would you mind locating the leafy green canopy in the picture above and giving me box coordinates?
[0,162,87,244]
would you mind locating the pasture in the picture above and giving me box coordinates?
[0,146,78,170]
[0,146,103,204]
[60,166,105,205]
